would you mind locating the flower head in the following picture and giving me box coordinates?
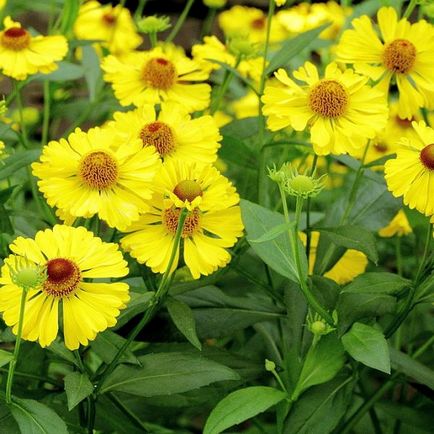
[0,17,67,80]
[32,126,161,230]
[0,225,129,350]
[385,121,434,216]
[284,166,326,199]
[102,45,211,111]
[203,0,227,8]
[262,62,388,156]
[379,210,412,237]
[137,15,171,34]
[121,160,244,279]
[336,7,434,119]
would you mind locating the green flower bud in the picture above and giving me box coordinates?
[203,0,227,8]
[310,320,327,335]
[137,15,171,34]
[228,37,258,58]
[8,257,46,291]
[265,359,276,372]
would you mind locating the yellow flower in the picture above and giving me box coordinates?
[102,45,211,111]
[0,225,129,350]
[262,62,388,155]
[107,102,221,163]
[277,1,351,40]
[213,110,232,128]
[379,210,412,237]
[74,1,142,55]
[192,36,264,82]
[275,0,287,7]
[0,0,6,10]
[301,231,368,285]
[32,127,161,231]
[231,90,260,119]
[218,5,287,44]
[336,7,434,119]
[0,17,67,80]
[121,160,244,279]
[385,121,434,217]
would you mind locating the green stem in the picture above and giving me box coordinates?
[166,0,195,43]
[305,155,319,263]
[14,81,29,148]
[0,367,61,387]
[414,222,432,284]
[257,0,276,206]
[6,289,27,404]
[403,0,418,18]
[200,7,217,38]
[395,237,403,276]
[107,393,150,432]
[148,31,157,48]
[134,0,148,20]
[94,209,188,394]
[86,396,96,434]
[41,80,51,146]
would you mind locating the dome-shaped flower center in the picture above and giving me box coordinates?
[173,180,203,202]
[163,208,200,237]
[420,144,434,170]
[102,13,116,26]
[44,258,81,297]
[140,121,175,156]
[395,115,414,128]
[288,175,315,194]
[142,58,176,91]
[79,151,118,190]
[309,80,348,118]
[1,27,31,51]
[383,39,416,74]
[374,142,388,153]
[251,17,266,29]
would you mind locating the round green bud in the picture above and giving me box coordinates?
[13,267,43,290]
[228,38,257,58]
[265,359,276,372]
[203,0,227,8]
[288,175,315,194]
[137,15,171,34]
[310,320,327,335]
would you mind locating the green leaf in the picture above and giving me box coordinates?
[9,397,68,434]
[0,150,41,181]
[166,297,202,350]
[100,352,240,396]
[341,272,411,295]
[114,291,153,329]
[266,24,330,74]
[342,322,390,373]
[0,349,13,368]
[0,402,20,434]
[47,340,77,366]
[284,376,353,434]
[90,330,140,365]
[204,386,287,434]
[0,204,13,234]
[82,45,101,102]
[59,0,80,36]
[219,135,257,170]
[389,347,434,390]
[33,62,85,82]
[241,199,307,283]
[249,221,296,243]
[292,334,345,400]
[317,225,378,264]
[64,371,94,411]
[0,185,18,203]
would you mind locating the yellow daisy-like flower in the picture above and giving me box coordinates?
[218,5,287,44]
[32,127,161,230]
[0,225,129,350]
[231,90,260,119]
[107,102,221,164]
[74,1,142,56]
[379,209,412,237]
[192,36,264,82]
[385,121,434,216]
[102,45,211,111]
[0,17,68,80]
[335,7,434,119]
[262,62,388,156]
[301,231,368,285]
[276,1,351,40]
[121,160,244,279]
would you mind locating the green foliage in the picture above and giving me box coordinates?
[64,371,94,410]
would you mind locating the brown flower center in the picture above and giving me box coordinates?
[383,39,416,74]
[44,258,81,297]
[102,13,116,26]
[374,142,388,153]
[420,144,434,170]
[163,208,200,237]
[1,27,31,51]
[173,180,203,202]
[309,80,348,118]
[140,121,175,156]
[142,58,176,91]
[395,115,414,128]
[79,151,118,190]
[251,17,266,29]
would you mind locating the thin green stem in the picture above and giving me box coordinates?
[148,31,157,48]
[108,393,150,432]
[134,0,148,20]
[166,0,195,43]
[403,0,418,18]
[414,222,432,284]
[257,0,276,206]
[200,7,217,38]
[0,367,61,387]
[271,369,288,393]
[86,396,96,434]
[41,80,51,146]
[305,155,318,263]
[14,81,29,148]
[94,209,188,394]
[6,289,27,404]
[412,334,434,358]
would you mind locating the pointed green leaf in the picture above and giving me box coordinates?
[64,371,94,411]
[249,221,296,243]
[204,386,287,434]
[0,349,13,368]
[342,322,390,373]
